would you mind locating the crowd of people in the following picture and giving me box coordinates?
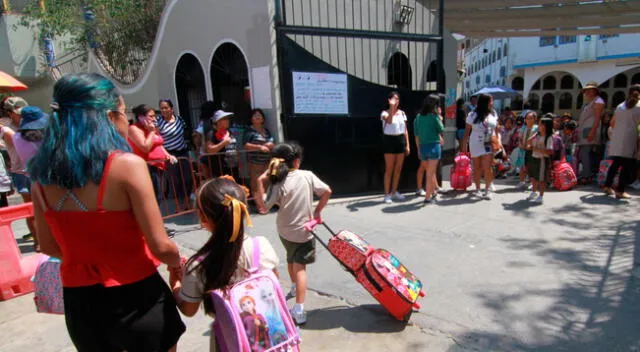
[379,82,640,205]
[0,73,332,351]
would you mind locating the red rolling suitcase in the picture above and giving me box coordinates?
[304,220,424,321]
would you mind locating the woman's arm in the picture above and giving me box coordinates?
[204,135,230,154]
[30,184,62,258]
[128,125,156,153]
[117,154,181,268]
[588,102,605,142]
[381,111,393,124]
[461,124,472,153]
[1,126,15,148]
[244,142,269,153]
[160,146,177,164]
[171,281,200,317]
[404,123,410,156]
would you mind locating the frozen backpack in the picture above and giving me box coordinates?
[211,238,300,352]
[552,159,577,191]
[598,159,619,188]
[450,153,472,191]
[33,256,64,315]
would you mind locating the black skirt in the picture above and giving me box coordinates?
[382,134,406,154]
[63,272,186,352]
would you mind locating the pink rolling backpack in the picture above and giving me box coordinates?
[450,153,472,191]
[210,238,301,352]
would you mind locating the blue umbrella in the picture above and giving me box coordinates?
[475,85,521,100]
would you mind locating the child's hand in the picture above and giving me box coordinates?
[313,210,323,223]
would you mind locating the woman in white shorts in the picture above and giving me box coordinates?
[462,93,498,200]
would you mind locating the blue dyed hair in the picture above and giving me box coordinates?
[28,73,131,189]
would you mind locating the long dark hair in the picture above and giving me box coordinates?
[474,93,493,124]
[626,84,640,109]
[420,94,441,115]
[132,104,154,119]
[384,91,400,111]
[539,117,554,147]
[186,177,249,314]
[267,142,303,185]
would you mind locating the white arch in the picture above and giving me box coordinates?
[208,39,253,108]
[172,50,208,119]
[89,0,182,94]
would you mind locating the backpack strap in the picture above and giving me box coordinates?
[250,237,261,272]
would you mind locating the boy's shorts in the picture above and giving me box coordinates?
[280,237,316,265]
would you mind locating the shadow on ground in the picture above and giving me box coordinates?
[303,304,408,334]
[448,200,640,352]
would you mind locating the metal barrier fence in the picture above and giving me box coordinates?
[150,150,262,219]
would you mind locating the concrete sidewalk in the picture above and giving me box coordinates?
[0,245,450,352]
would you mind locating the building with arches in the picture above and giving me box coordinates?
[462,34,640,115]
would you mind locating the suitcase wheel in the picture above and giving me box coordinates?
[402,311,413,322]
[419,291,425,298]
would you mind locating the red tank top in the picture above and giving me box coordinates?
[128,123,167,170]
[38,152,160,288]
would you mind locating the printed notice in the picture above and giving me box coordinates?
[293,71,349,115]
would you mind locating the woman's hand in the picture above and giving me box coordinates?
[168,155,178,164]
[260,145,270,153]
[440,135,444,146]
[405,146,410,156]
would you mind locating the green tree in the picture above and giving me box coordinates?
[15,0,166,84]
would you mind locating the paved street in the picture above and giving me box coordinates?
[173,178,640,352]
[1,179,639,351]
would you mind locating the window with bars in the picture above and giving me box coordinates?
[539,36,556,47]
[559,36,577,44]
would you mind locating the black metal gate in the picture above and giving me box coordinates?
[274,0,445,195]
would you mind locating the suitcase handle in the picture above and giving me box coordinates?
[304,218,337,236]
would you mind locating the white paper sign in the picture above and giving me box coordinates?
[293,72,348,115]
[251,66,273,109]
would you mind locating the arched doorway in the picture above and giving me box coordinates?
[426,60,445,91]
[541,93,555,113]
[210,42,251,124]
[175,53,207,128]
[388,52,412,90]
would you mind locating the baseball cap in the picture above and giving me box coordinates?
[19,106,49,130]
[212,110,234,123]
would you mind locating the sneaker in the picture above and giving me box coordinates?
[630,180,640,190]
[383,195,393,204]
[516,182,527,191]
[483,190,493,200]
[489,184,496,192]
[392,192,406,201]
[416,189,427,197]
[423,197,433,205]
[533,195,544,204]
[291,308,307,325]
[526,192,539,201]
[473,189,483,199]
[165,227,176,238]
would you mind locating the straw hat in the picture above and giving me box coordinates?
[581,81,600,93]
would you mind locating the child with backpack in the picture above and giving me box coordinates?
[259,142,332,325]
[516,111,538,190]
[526,117,555,203]
[170,176,290,350]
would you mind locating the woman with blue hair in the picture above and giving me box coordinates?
[28,73,186,351]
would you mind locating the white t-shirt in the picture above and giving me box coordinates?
[532,134,554,159]
[265,169,331,243]
[465,111,499,157]
[381,110,407,135]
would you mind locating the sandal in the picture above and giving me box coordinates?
[603,187,614,196]
[616,192,631,199]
